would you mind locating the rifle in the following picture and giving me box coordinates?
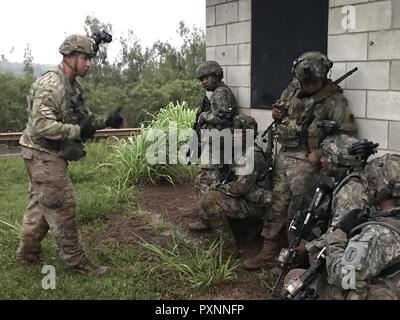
[262,121,275,191]
[268,185,331,298]
[281,247,326,300]
[186,96,211,164]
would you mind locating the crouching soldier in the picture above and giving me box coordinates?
[188,115,272,250]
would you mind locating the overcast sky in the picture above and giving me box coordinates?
[0,0,205,64]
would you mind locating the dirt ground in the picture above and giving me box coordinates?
[88,180,274,300]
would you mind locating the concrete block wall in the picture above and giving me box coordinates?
[205,0,400,144]
[328,0,400,155]
[205,0,260,126]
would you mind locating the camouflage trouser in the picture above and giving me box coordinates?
[262,148,318,241]
[16,147,88,267]
[194,190,264,244]
[194,165,223,195]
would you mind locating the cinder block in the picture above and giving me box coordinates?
[369,30,400,60]
[216,45,238,65]
[249,109,273,132]
[227,21,251,44]
[328,33,368,61]
[237,87,251,107]
[348,1,392,33]
[206,6,216,26]
[206,46,216,61]
[207,0,226,7]
[238,43,251,65]
[394,0,400,28]
[216,2,238,24]
[330,62,347,86]
[330,0,368,7]
[329,7,347,35]
[346,62,390,90]
[389,121,400,151]
[367,91,400,121]
[238,107,250,115]
[206,25,226,46]
[390,61,400,90]
[238,0,251,21]
[343,90,366,118]
[356,118,388,149]
[226,65,250,87]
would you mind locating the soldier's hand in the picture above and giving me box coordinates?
[79,118,96,140]
[308,150,323,164]
[198,112,208,125]
[272,107,284,120]
[335,208,369,234]
[294,244,307,259]
[106,107,124,128]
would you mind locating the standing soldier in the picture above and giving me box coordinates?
[17,34,123,275]
[194,60,238,195]
[244,51,357,270]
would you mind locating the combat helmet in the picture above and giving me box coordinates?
[365,154,400,202]
[196,60,224,79]
[232,114,258,137]
[321,134,378,168]
[59,34,94,56]
[292,51,333,82]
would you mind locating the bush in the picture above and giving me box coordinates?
[108,101,198,185]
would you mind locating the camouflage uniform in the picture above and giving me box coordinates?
[190,115,271,244]
[17,35,107,273]
[285,154,400,300]
[194,61,238,194]
[264,79,357,241]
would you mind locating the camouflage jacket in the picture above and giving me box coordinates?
[215,145,271,206]
[20,63,106,155]
[305,173,369,254]
[201,83,238,130]
[274,79,357,153]
[325,209,400,299]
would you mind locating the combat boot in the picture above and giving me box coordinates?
[70,261,108,277]
[242,239,281,270]
[188,220,211,232]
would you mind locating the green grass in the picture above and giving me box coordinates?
[0,141,240,300]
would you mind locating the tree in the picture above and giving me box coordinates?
[23,44,34,75]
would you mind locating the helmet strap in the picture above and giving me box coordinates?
[62,53,79,80]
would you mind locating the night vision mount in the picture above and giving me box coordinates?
[91,30,112,57]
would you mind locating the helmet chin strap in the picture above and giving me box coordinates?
[63,53,79,80]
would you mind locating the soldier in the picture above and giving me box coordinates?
[324,153,400,299]
[244,51,357,270]
[16,34,123,275]
[194,60,238,195]
[188,115,271,249]
[299,134,378,258]
[280,135,377,299]
[282,153,398,300]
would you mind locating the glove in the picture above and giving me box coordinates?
[79,118,96,140]
[106,107,123,128]
[335,208,369,234]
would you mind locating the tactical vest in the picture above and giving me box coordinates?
[35,66,87,161]
[275,81,341,150]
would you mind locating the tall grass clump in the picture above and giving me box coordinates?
[69,141,134,222]
[138,231,239,289]
[109,101,198,185]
